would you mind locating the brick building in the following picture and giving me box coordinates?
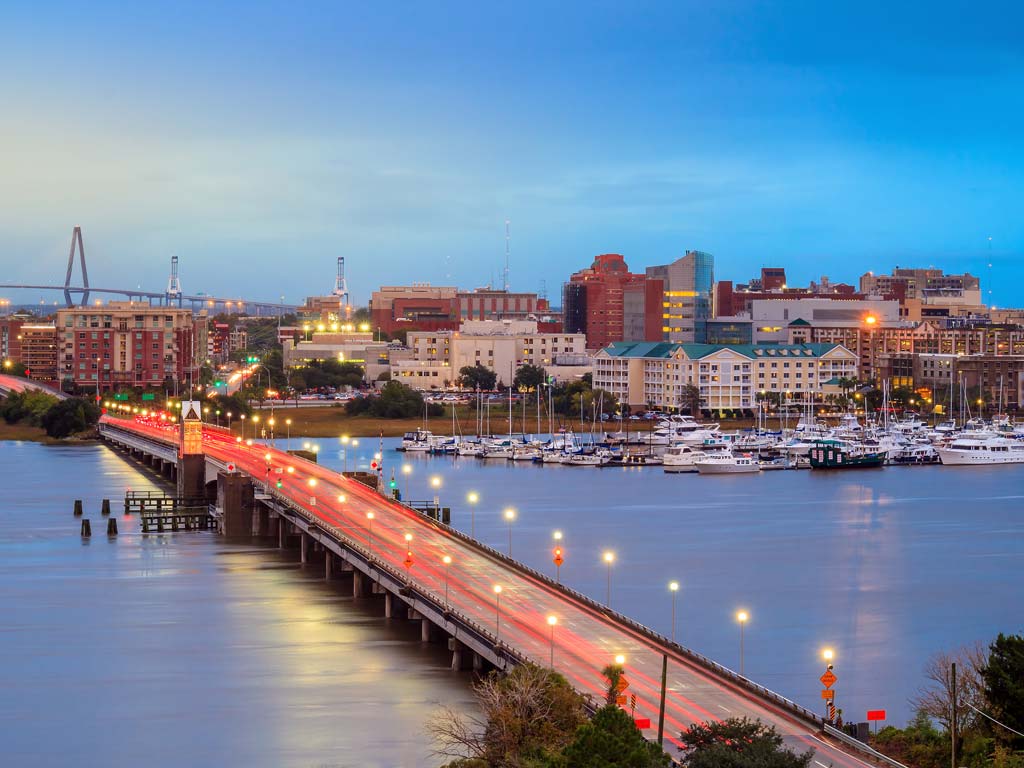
[57,302,201,391]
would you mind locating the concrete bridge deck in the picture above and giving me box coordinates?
[98,414,893,768]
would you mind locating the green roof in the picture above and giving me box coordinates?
[599,341,846,360]
[788,318,811,326]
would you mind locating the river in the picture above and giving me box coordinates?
[1,436,1021,766]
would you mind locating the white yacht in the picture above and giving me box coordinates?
[936,436,1024,466]
[694,454,761,475]
[399,429,434,452]
[511,445,542,462]
[663,445,707,473]
[564,450,613,466]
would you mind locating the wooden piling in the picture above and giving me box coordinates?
[81,519,91,537]
[73,500,83,517]
[107,518,118,536]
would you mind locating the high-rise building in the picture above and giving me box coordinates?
[646,250,715,343]
[564,254,652,350]
[57,302,200,391]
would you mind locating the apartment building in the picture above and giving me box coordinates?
[593,341,858,412]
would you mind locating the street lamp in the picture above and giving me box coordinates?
[822,648,836,722]
[603,551,615,607]
[737,610,749,677]
[669,581,680,644]
[503,507,516,556]
[340,434,350,472]
[285,417,292,449]
[430,475,442,516]
[493,584,503,642]
[553,530,564,584]
[466,491,479,538]
[401,463,412,501]
[365,511,374,555]
[442,555,452,608]
[403,533,413,578]
[547,615,557,668]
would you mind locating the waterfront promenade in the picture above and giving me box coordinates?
[101,413,880,768]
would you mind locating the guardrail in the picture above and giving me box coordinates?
[824,724,909,768]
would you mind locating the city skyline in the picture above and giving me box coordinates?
[2,1,1022,306]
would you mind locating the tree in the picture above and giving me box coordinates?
[678,718,813,768]
[602,662,624,706]
[459,364,498,391]
[910,643,987,740]
[346,381,442,419]
[559,706,672,768]
[872,710,947,768]
[678,384,703,415]
[983,634,1024,747]
[513,364,547,392]
[40,397,101,438]
[427,663,587,768]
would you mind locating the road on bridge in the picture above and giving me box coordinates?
[106,413,875,768]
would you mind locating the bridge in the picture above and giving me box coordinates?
[97,413,901,768]
[0,227,300,314]
[0,374,68,400]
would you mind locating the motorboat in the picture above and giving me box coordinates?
[398,429,434,452]
[663,444,707,473]
[694,454,761,475]
[891,444,940,465]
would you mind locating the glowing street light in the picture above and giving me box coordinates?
[285,417,292,448]
[466,491,479,538]
[503,507,516,556]
[442,555,452,608]
[365,511,375,555]
[430,475,442,515]
[737,610,749,676]
[401,463,412,501]
[669,581,680,644]
[553,530,565,584]
[603,551,616,607]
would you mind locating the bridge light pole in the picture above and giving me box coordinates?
[401,463,412,501]
[603,551,615,607]
[430,475,442,516]
[340,435,350,472]
[493,585,503,642]
[365,511,374,556]
[669,581,680,644]
[503,507,516,556]
[553,530,564,583]
[466,491,479,538]
[736,610,749,677]
[547,615,557,668]
[442,555,452,609]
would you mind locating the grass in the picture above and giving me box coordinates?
[0,421,65,444]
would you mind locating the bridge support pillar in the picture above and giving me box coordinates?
[300,532,310,564]
[253,505,270,537]
[177,454,205,500]
[217,471,254,537]
[472,652,484,673]
[352,569,368,598]
[448,638,469,671]
[421,618,433,643]
[278,519,287,549]
[384,592,395,619]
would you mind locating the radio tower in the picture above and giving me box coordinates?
[166,255,183,306]
[333,256,350,312]
[503,220,511,291]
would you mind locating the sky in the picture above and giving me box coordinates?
[1,1,1023,307]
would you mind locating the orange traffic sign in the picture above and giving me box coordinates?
[616,677,630,693]
[820,670,837,688]
[553,555,563,567]
[615,694,628,706]
[821,689,835,700]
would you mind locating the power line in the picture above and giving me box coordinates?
[965,702,1024,739]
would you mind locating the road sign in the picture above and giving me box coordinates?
[616,677,629,693]
[226,463,236,472]
[821,689,835,700]
[867,709,886,721]
[615,694,627,706]
[820,670,837,688]
[634,717,651,729]
[141,393,155,401]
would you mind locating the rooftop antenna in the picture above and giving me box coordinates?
[538,279,548,301]
[503,219,511,292]
[166,255,182,306]
[333,256,350,308]
[987,236,994,307]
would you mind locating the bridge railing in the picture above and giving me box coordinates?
[390,492,825,729]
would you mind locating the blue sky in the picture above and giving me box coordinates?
[1,1,1022,307]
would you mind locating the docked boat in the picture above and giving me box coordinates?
[694,454,761,475]
[398,429,434,452]
[610,452,663,467]
[564,451,613,467]
[511,445,542,462]
[891,444,940,465]
[663,445,707,473]
[808,440,885,469]
[936,436,1024,466]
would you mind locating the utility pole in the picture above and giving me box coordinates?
[951,662,958,768]
[657,653,668,746]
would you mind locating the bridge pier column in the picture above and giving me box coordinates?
[178,454,206,501]
[324,551,333,579]
[472,652,483,673]
[253,505,270,537]
[352,569,368,598]
[300,532,310,564]
[217,471,254,537]
[421,618,434,643]
[384,592,395,619]
[448,638,469,671]
[278,519,287,549]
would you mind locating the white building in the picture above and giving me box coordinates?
[593,341,859,412]
[748,298,902,343]
[391,320,589,389]
[282,329,393,381]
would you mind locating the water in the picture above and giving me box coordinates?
[0,441,476,768]
[1,436,1021,766]
[323,436,1022,727]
